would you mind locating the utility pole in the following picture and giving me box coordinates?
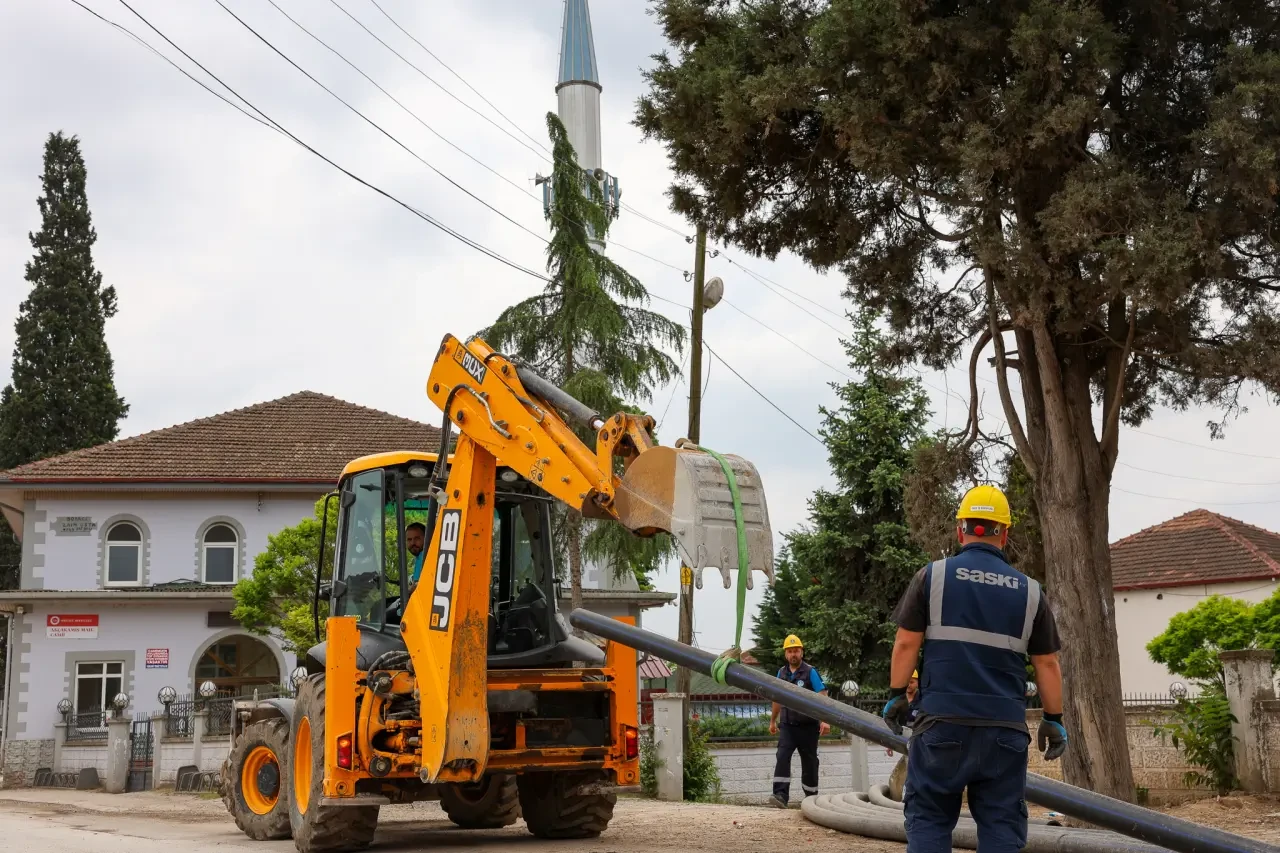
[675,222,708,697]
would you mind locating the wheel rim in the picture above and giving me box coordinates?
[241,745,280,815]
[294,716,313,815]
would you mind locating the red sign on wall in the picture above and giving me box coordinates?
[46,614,99,639]
[145,648,169,669]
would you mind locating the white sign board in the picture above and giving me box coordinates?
[53,516,97,536]
[46,614,99,639]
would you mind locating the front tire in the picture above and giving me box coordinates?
[518,771,615,839]
[287,674,379,852]
[221,718,292,840]
[440,774,521,828]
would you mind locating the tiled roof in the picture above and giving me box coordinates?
[0,391,441,484]
[1111,509,1280,590]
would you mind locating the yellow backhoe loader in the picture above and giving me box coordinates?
[219,333,774,851]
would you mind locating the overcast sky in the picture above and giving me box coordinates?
[4,0,1280,654]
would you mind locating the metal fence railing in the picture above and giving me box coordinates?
[63,711,111,742]
[156,683,296,740]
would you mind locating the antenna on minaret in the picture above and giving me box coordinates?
[549,0,620,248]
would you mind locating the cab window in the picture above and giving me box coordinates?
[336,468,386,625]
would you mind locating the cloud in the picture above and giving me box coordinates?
[4,1,1280,656]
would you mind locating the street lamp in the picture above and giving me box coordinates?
[157,686,177,707]
[56,698,73,717]
[111,692,130,717]
[1025,681,1039,699]
[290,666,309,690]
[1170,681,1187,700]
[841,679,860,700]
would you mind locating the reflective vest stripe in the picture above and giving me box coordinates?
[1021,576,1041,645]
[924,559,1041,654]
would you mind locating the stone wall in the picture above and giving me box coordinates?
[709,739,898,804]
[1025,707,1213,805]
[61,742,109,782]
[0,737,53,788]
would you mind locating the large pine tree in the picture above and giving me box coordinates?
[484,113,684,617]
[752,314,930,687]
[0,131,128,594]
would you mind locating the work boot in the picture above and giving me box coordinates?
[768,794,787,809]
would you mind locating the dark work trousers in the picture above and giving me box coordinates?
[903,721,1031,853]
[772,723,821,803]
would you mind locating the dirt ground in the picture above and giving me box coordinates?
[2,786,1278,851]
[0,788,906,853]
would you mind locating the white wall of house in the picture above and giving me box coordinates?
[10,600,294,741]
[26,492,319,590]
[1115,579,1280,694]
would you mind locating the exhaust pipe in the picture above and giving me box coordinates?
[568,608,1275,853]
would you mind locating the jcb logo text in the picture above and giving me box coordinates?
[430,509,461,631]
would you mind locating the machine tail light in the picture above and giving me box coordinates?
[337,733,353,769]
[624,726,638,761]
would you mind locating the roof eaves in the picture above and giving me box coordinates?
[1114,572,1280,592]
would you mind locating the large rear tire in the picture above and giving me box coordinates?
[518,771,615,839]
[287,674,379,852]
[440,774,521,829]
[221,718,292,840]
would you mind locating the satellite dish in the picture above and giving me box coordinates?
[703,275,724,310]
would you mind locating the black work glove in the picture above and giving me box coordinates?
[1038,713,1068,761]
[882,687,910,735]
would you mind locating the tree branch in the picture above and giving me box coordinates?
[1030,321,1075,461]
[1100,300,1136,473]
[986,278,1040,479]
[959,328,993,450]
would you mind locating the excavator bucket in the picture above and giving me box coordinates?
[612,445,774,590]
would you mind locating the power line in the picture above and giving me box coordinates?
[1112,486,1280,507]
[1118,427,1280,461]
[324,0,548,161]
[703,340,825,446]
[1115,461,1280,486]
[69,1,276,132]
[99,0,550,281]
[720,297,852,380]
[220,0,548,246]
[365,0,553,158]
[261,0,686,282]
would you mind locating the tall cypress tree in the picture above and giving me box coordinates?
[0,132,128,471]
[484,113,684,618]
[0,132,128,590]
[752,313,930,687]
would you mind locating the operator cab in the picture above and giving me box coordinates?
[320,451,603,671]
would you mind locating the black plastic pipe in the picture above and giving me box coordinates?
[569,608,1277,853]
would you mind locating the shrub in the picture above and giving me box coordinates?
[1150,686,1238,796]
[683,719,722,802]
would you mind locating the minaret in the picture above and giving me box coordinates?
[547,0,620,247]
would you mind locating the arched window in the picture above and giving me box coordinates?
[202,523,238,585]
[106,522,143,586]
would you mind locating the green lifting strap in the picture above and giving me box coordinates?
[690,443,750,685]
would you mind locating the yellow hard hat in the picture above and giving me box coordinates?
[956,484,1012,527]
[783,634,803,650]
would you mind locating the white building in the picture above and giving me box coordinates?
[1113,509,1280,695]
[0,391,672,786]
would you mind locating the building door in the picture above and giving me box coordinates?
[194,635,281,696]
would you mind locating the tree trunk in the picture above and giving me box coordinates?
[1036,444,1135,801]
[566,512,585,637]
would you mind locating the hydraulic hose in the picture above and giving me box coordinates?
[513,365,604,431]
[568,608,1277,853]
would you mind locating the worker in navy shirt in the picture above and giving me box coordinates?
[768,634,830,808]
[882,485,1066,853]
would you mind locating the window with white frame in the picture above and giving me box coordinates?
[202,523,238,584]
[105,521,143,585]
[74,661,123,724]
